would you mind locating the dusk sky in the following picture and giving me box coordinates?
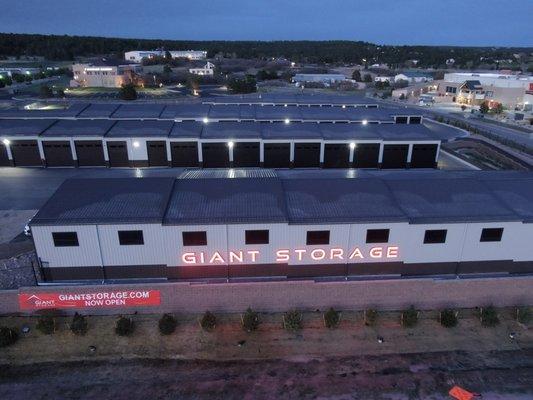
[1,0,532,47]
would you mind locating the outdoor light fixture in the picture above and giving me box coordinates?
[2,139,10,145]
[342,105,346,109]
[362,119,368,125]
[133,141,140,148]
[284,104,288,107]
[349,142,356,149]
[284,118,290,124]
[228,141,234,148]
[203,117,209,124]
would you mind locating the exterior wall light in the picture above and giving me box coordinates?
[133,141,140,148]
[228,141,234,148]
[2,138,10,145]
[349,142,356,149]
[203,117,209,124]
[284,118,290,124]
[362,119,368,125]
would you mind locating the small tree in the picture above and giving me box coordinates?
[241,308,260,332]
[480,306,499,327]
[364,309,378,326]
[516,307,530,324]
[439,309,458,328]
[493,102,503,114]
[351,70,362,82]
[119,83,137,101]
[200,311,217,332]
[461,105,467,111]
[36,315,56,334]
[323,308,340,329]
[70,313,88,336]
[283,310,302,332]
[0,327,18,348]
[56,89,65,98]
[401,306,419,328]
[479,101,489,114]
[363,74,372,83]
[159,314,177,335]
[115,316,135,336]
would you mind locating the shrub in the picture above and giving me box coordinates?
[439,309,458,328]
[480,306,499,327]
[115,316,135,336]
[70,313,88,336]
[516,307,531,324]
[401,306,419,328]
[364,309,378,326]
[159,314,177,335]
[0,327,18,348]
[283,310,302,332]
[323,308,340,329]
[36,315,56,335]
[241,308,260,332]
[200,311,216,332]
[119,83,137,100]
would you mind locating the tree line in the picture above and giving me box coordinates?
[0,33,530,69]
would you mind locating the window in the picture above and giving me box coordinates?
[183,231,207,246]
[118,230,144,245]
[480,228,503,242]
[52,232,79,247]
[395,116,408,124]
[245,230,269,245]
[424,229,447,244]
[306,230,330,245]
[366,229,389,243]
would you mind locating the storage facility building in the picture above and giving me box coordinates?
[29,170,533,282]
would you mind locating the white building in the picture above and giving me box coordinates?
[124,50,207,63]
[28,171,533,282]
[71,60,142,88]
[444,72,533,90]
[395,72,434,84]
[292,73,347,86]
[189,62,215,76]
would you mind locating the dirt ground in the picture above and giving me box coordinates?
[0,309,531,399]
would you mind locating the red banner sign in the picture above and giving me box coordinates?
[19,290,161,310]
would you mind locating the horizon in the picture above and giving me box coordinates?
[0,0,531,47]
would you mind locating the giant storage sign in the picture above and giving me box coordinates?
[19,290,161,310]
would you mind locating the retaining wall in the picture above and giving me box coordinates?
[0,275,532,316]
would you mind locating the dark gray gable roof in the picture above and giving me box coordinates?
[111,104,165,119]
[0,119,57,136]
[40,119,116,137]
[106,120,173,137]
[31,178,175,225]
[160,104,210,119]
[77,103,121,118]
[261,121,322,139]
[164,178,287,224]
[169,121,203,138]
[283,178,406,223]
[202,121,261,139]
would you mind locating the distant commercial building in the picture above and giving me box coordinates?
[189,62,215,76]
[0,66,41,77]
[444,72,533,90]
[292,73,347,86]
[395,72,434,84]
[124,50,207,63]
[70,60,142,88]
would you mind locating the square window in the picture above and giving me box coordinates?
[306,230,330,245]
[52,232,79,247]
[366,229,389,243]
[424,229,447,244]
[480,228,503,242]
[118,230,144,245]
[245,230,269,245]
[183,231,207,246]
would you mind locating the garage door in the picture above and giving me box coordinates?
[75,141,105,167]
[354,143,379,168]
[43,141,74,167]
[147,141,168,167]
[10,140,41,167]
[107,141,129,167]
[410,144,437,168]
[382,144,408,169]
[202,142,229,168]
[264,143,290,168]
[0,143,10,166]
[170,142,198,167]
[324,144,350,168]
[233,142,260,167]
[294,143,320,168]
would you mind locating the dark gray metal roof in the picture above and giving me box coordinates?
[160,104,210,119]
[31,178,175,226]
[111,104,165,119]
[0,119,57,136]
[164,178,287,224]
[202,121,261,139]
[261,122,322,139]
[106,120,173,137]
[0,103,88,118]
[169,121,203,138]
[29,171,533,226]
[77,103,121,118]
[40,119,116,137]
